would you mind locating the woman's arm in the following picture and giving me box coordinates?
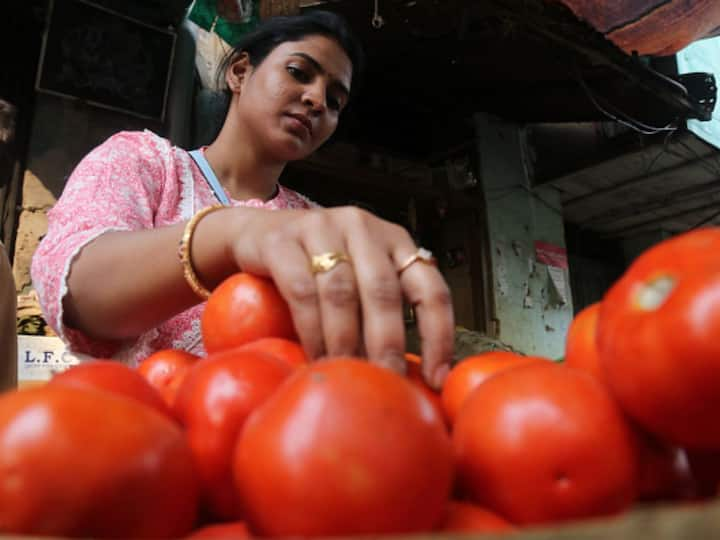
[62,207,238,340]
[64,203,454,388]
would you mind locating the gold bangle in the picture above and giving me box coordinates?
[178,205,226,299]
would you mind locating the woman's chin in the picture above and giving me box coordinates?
[273,138,316,163]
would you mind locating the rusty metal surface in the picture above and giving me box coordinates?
[555,0,720,55]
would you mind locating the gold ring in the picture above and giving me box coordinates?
[398,247,436,275]
[310,252,351,274]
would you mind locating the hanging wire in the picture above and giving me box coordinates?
[649,65,690,97]
[575,68,679,136]
[642,129,676,176]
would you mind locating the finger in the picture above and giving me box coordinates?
[301,240,361,359]
[346,229,407,375]
[396,250,454,390]
[259,237,325,360]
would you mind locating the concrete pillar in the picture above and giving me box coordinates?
[475,113,573,359]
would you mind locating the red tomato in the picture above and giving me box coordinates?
[185,521,251,539]
[636,431,694,501]
[234,358,454,537]
[686,450,720,498]
[441,351,544,426]
[598,228,720,449]
[440,501,514,533]
[405,353,447,427]
[0,386,198,537]
[563,306,695,502]
[563,307,694,502]
[48,360,172,419]
[174,348,294,520]
[404,352,425,380]
[202,273,296,354]
[239,337,308,367]
[454,363,637,525]
[137,349,199,408]
[565,303,604,381]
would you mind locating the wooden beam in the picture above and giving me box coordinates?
[603,200,720,237]
[563,155,717,208]
[486,0,708,119]
[581,175,720,227]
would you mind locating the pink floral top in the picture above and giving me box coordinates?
[31,130,316,366]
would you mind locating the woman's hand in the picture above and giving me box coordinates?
[225,206,454,388]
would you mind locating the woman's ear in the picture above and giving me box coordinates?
[225,52,252,94]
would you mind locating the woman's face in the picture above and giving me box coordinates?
[230,34,353,162]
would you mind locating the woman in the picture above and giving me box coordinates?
[31,11,454,388]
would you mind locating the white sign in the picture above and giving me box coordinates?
[17,335,86,384]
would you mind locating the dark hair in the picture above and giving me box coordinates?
[218,11,365,99]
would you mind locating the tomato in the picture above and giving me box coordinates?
[440,501,514,533]
[48,360,172,419]
[405,353,447,427]
[454,363,637,525]
[0,386,198,537]
[404,352,425,380]
[137,349,199,408]
[686,450,720,498]
[174,348,294,520]
[565,303,604,381]
[239,337,308,367]
[185,521,251,539]
[598,228,720,450]
[202,273,296,354]
[636,431,694,501]
[441,351,544,426]
[562,305,695,502]
[562,307,693,502]
[404,352,426,376]
[234,358,453,537]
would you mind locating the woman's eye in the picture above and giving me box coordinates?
[327,96,342,111]
[287,65,310,82]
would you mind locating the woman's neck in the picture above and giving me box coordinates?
[204,122,285,202]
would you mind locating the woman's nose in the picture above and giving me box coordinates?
[302,84,326,115]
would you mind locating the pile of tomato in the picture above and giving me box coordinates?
[1,228,720,538]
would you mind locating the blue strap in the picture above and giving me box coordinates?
[190,149,231,206]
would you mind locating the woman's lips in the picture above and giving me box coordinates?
[285,113,312,137]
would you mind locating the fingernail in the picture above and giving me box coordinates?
[378,352,407,375]
[432,363,450,390]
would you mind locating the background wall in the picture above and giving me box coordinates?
[13,18,197,298]
[12,95,156,296]
[476,113,574,359]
